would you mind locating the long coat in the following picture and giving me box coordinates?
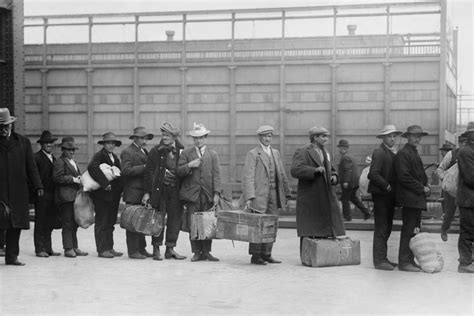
[87,148,123,202]
[0,132,42,229]
[177,146,221,203]
[121,143,148,204]
[457,142,474,208]
[34,150,56,201]
[394,143,428,210]
[144,139,184,209]
[338,152,360,189]
[290,143,345,237]
[368,144,397,196]
[52,155,81,204]
[241,146,291,212]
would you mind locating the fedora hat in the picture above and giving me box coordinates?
[256,125,274,135]
[336,139,349,148]
[439,143,453,151]
[160,122,180,137]
[188,122,210,138]
[98,132,122,146]
[308,126,330,136]
[0,108,17,125]
[461,121,474,140]
[129,127,153,140]
[60,137,78,150]
[401,125,428,138]
[37,130,58,144]
[376,125,402,138]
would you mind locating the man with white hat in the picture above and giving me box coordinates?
[368,124,402,270]
[241,125,291,265]
[177,123,221,262]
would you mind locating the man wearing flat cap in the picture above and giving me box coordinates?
[241,125,291,265]
[456,122,474,273]
[337,139,371,222]
[368,124,402,270]
[121,127,154,259]
[177,123,221,262]
[394,125,430,272]
[88,132,123,258]
[144,122,186,261]
[0,108,43,265]
[33,131,61,258]
[291,126,346,254]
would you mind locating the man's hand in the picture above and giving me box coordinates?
[73,176,81,184]
[342,182,349,189]
[37,189,44,197]
[188,158,202,169]
[142,193,150,205]
[105,184,112,191]
[245,199,253,209]
[314,166,325,176]
[386,184,392,192]
[423,186,431,197]
[330,175,338,185]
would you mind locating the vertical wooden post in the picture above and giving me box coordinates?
[133,15,139,127]
[438,0,447,147]
[228,65,236,183]
[40,69,48,130]
[180,66,188,144]
[86,68,94,160]
[330,8,338,159]
[279,10,286,159]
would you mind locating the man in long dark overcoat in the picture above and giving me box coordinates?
[0,108,43,265]
[290,126,346,250]
[394,125,430,272]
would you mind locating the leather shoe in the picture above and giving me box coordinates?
[153,246,163,261]
[458,263,474,273]
[74,248,88,256]
[440,229,448,242]
[343,217,352,222]
[363,211,371,220]
[191,253,202,262]
[251,256,267,265]
[47,250,61,256]
[202,252,219,262]
[109,249,123,257]
[140,249,153,258]
[398,263,421,272]
[374,262,394,271]
[129,252,146,259]
[5,259,25,266]
[36,251,49,258]
[98,250,114,258]
[388,260,398,267]
[165,247,187,260]
[64,249,77,258]
[262,255,281,264]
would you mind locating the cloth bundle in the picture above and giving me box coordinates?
[409,232,444,273]
[74,190,95,228]
[81,163,121,192]
[442,163,458,197]
[190,211,217,240]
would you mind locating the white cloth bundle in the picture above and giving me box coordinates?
[442,163,458,197]
[409,233,444,273]
[81,163,121,192]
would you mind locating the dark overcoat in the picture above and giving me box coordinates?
[394,143,428,210]
[87,148,123,202]
[52,155,81,204]
[0,132,42,229]
[144,139,184,209]
[290,143,345,237]
[368,144,397,196]
[457,142,474,208]
[34,150,56,201]
[338,152,360,189]
[121,143,148,204]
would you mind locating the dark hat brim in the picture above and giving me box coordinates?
[98,140,122,146]
[129,134,153,140]
[401,131,428,138]
[37,137,58,144]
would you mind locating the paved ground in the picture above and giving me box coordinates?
[0,226,472,315]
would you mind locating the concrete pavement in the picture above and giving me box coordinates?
[0,225,472,315]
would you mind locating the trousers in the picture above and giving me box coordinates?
[398,207,421,265]
[152,185,183,248]
[249,188,278,257]
[341,187,369,220]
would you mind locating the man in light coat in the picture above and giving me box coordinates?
[241,125,291,265]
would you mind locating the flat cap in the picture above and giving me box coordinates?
[308,126,330,136]
[160,122,180,137]
[256,125,274,135]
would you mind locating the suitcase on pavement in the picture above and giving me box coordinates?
[190,211,217,240]
[120,205,163,236]
[216,210,278,243]
[301,237,361,267]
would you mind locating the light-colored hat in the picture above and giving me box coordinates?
[401,125,428,138]
[0,108,17,125]
[308,126,330,136]
[376,125,402,138]
[129,127,153,140]
[98,132,122,146]
[188,122,210,138]
[160,122,180,137]
[256,125,274,135]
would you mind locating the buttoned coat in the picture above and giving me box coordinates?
[338,152,360,189]
[52,154,81,204]
[394,143,428,210]
[457,142,474,208]
[241,146,291,212]
[34,150,56,201]
[0,132,42,229]
[121,143,148,204]
[368,144,397,196]
[87,148,123,202]
[177,146,221,203]
[290,143,345,237]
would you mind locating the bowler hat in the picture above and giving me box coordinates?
[60,137,78,150]
[160,122,180,137]
[376,124,402,138]
[129,127,153,140]
[439,144,453,152]
[37,130,58,144]
[401,125,428,138]
[308,126,330,136]
[188,123,210,138]
[0,108,17,125]
[336,139,349,148]
[98,132,122,146]
[256,125,274,135]
[461,121,474,140]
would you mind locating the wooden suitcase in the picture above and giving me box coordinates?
[301,237,361,267]
[216,210,278,243]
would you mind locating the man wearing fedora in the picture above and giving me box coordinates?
[337,139,371,222]
[121,127,154,259]
[144,122,186,261]
[0,108,43,265]
[394,125,431,272]
[88,132,123,258]
[177,123,221,262]
[241,125,291,265]
[368,124,402,270]
[33,131,61,257]
[53,137,88,258]
[456,122,474,273]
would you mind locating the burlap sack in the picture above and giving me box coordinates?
[409,233,444,273]
[73,190,95,229]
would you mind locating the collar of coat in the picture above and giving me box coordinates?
[156,139,184,153]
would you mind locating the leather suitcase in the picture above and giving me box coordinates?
[120,205,163,236]
[301,237,361,267]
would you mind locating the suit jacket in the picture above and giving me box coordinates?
[394,143,428,210]
[368,143,397,196]
[121,143,148,204]
[457,142,474,208]
[177,146,221,203]
[338,152,360,189]
[34,150,56,201]
[87,148,123,202]
[241,146,291,212]
[52,155,81,204]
